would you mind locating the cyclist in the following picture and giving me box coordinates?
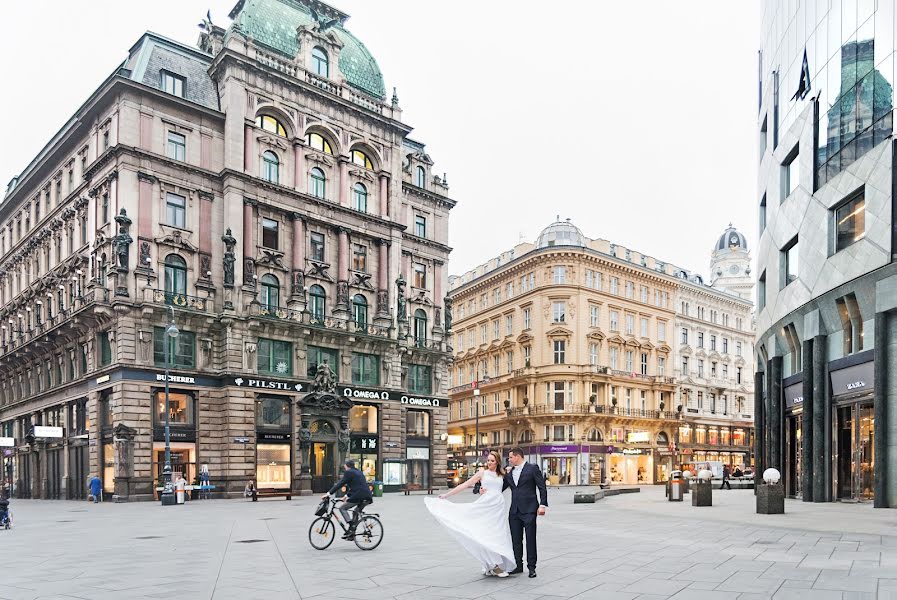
[323,459,373,539]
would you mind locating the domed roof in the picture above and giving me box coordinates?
[230,0,386,99]
[715,223,748,252]
[536,218,586,249]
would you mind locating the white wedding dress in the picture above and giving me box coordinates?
[424,470,516,573]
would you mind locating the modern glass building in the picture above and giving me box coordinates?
[756,1,897,507]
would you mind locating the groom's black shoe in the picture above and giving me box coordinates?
[528,570,537,578]
[509,567,524,575]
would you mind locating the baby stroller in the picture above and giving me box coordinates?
[0,498,11,530]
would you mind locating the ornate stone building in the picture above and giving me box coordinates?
[446,220,756,486]
[0,0,454,501]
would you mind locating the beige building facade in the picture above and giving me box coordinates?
[0,0,454,501]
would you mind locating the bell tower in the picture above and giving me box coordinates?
[709,224,753,300]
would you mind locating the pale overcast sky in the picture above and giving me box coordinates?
[0,1,760,279]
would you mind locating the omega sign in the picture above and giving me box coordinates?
[343,387,390,401]
[401,395,442,408]
[340,386,443,408]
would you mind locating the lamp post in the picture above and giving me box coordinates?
[160,305,179,506]
[472,370,490,467]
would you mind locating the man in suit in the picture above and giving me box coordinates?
[323,460,373,539]
[502,447,548,578]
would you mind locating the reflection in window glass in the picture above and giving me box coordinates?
[835,191,865,252]
[349,404,378,434]
[406,410,430,437]
[155,391,194,425]
[256,397,290,428]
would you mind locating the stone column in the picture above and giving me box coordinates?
[754,370,765,492]
[113,424,136,501]
[375,239,390,325]
[801,338,814,502]
[290,214,306,308]
[873,312,889,507]
[242,199,256,291]
[338,159,349,208]
[244,125,253,174]
[294,142,304,193]
[334,227,349,316]
[812,335,829,502]
[768,357,783,474]
[379,175,389,218]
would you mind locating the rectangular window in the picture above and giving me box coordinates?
[351,353,379,385]
[352,244,367,272]
[758,271,766,310]
[414,215,427,238]
[553,340,565,364]
[722,364,728,380]
[625,281,634,298]
[640,317,648,338]
[782,237,799,287]
[625,351,633,372]
[166,193,186,228]
[590,305,600,327]
[480,325,487,344]
[625,314,634,335]
[782,145,799,200]
[552,301,565,323]
[610,310,619,332]
[697,332,704,348]
[506,351,513,373]
[610,347,618,369]
[492,320,499,340]
[261,218,279,249]
[505,314,513,336]
[258,338,292,375]
[681,356,689,375]
[161,71,185,97]
[681,328,688,345]
[553,266,566,284]
[640,353,648,375]
[698,360,704,378]
[589,343,598,365]
[408,364,432,394]
[413,262,426,288]
[610,277,619,295]
[710,335,716,351]
[310,232,325,261]
[759,193,767,233]
[523,345,531,366]
[658,322,666,342]
[167,131,186,161]
[406,410,430,437]
[736,366,742,384]
[153,327,196,368]
[736,341,743,356]
[640,286,648,303]
[834,190,865,253]
[722,338,728,354]
[658,357,665,376]
[523,308,531,329]
[98,331,112,366]
[506,282,513,299]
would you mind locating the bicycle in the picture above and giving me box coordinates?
[308,496,383,551]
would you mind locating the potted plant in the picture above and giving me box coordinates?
[522,396,529,407]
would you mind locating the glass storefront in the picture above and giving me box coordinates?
[256,443,291,489]
[152,442,196,486]
[835,401,875,501]
[609,452,652,484]
[406,446,430,487]
[786,413,802,497]
[103,443,115,493]
[348,404,379,481]
[541,456,576,485]
[588,453,605,485]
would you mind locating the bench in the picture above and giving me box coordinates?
[402,483,434,496]
[251,488,292,501]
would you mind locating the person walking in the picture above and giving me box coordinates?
[720,465,732,490]
[88,474,102,503]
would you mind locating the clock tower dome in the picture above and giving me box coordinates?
[709,224,753,300]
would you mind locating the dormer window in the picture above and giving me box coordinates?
[161,71,185,98]
[415,165,426,188]
[255,115,287,137]
[311,47,329,77]
[306,133,333,154]
[351,150,373,170]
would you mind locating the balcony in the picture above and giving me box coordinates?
[608,369,675,385]
[152,289,208,312]
[507,404,680,420]
[0,288,107,357]
[249,304,391,338]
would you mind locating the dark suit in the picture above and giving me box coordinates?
[503,462,548,571]
[329,467,372,526]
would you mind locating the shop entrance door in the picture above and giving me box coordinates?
[785,414,801,498]
[311,442,336,493]
[835,401,874,502]
[46,448,62,500]
[542,456,576,485]
[19,453,31,499]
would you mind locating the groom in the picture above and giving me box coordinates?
[503,447,548,578]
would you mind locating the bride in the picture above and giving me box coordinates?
[424,451,515,577]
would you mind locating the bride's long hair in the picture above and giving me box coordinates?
[486,450,506,477]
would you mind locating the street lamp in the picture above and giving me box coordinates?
[473,370,490,467]
[160,305,179,506]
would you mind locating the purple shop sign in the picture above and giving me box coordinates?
[538,445,580,454]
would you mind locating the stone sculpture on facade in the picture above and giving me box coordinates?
[443,296,453,332]
[396,274,407,322]
[113,209,133,272]
[221,228,236,287]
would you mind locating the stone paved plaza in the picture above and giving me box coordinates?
[2,487,897,600]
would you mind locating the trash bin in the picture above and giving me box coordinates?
[372,481,383,497]
[668,478,683,502]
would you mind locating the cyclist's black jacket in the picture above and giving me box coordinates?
[329,467,373,503]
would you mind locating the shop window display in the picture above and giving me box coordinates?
[256,444,290,489]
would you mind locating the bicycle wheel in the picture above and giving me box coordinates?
[353,515,383,551]
[308,517,335,550]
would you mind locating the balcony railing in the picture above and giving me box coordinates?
[1,289,104,355]
[250,305,391,338]
[507,404,681,419]
[152,289,207,311]
[608,369,675,384]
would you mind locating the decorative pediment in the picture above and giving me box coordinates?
[695,348,707,358]
[155,228,197,253]
[586,331,605,341]
[734,356,746,367]
[299,391,354,412]
[708,351,722,361]
[256,248,287,271]
[258,135,288,151]
[680,345,693,355]
[545,325,573,337]
[607,334,626,345]
[640,340,656,350]
[306,152,335,168]
[349,168,376,182]
[656,343,672,354]
[624,337,640,347]
[516,332,534,344]
[306,260,334,282]
[409,289,432,306]
[349,271,375,291]
[499,339,515,350]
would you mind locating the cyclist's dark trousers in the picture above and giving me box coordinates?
[340,502,362,528]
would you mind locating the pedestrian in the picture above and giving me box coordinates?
[244,479,257,501]
[88,474,102,503]
[720,465,732,490]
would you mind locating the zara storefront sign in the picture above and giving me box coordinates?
[230,376,303,392]
[784,382,804,410]
[830,360,874,397]
[33,426,63,438]
[339,385,444,408]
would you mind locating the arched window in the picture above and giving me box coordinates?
[255,115,287,137]
[309,284,326,321]
[351,149,374,170]
[519,429,534,443]
[310,419,335,435]
[311,47,329,77]
[352,182,367,212]
[656,431,669,445]
[163,254,187,302]
[306,133,333,154]
[261,274,280,311]
[262,151,279,183]
[416,165,426,188]
[352,294,368,328]
[413,309,427,346]
[587,428,603,442]
[309,167,326,199]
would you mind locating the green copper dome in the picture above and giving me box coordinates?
[230,0,386,99]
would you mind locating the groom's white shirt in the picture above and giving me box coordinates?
[512,461,527,486]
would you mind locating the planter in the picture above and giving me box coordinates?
[756,483,785,514]
[691,479,712,506]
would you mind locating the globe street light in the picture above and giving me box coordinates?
[160,305,180,506]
